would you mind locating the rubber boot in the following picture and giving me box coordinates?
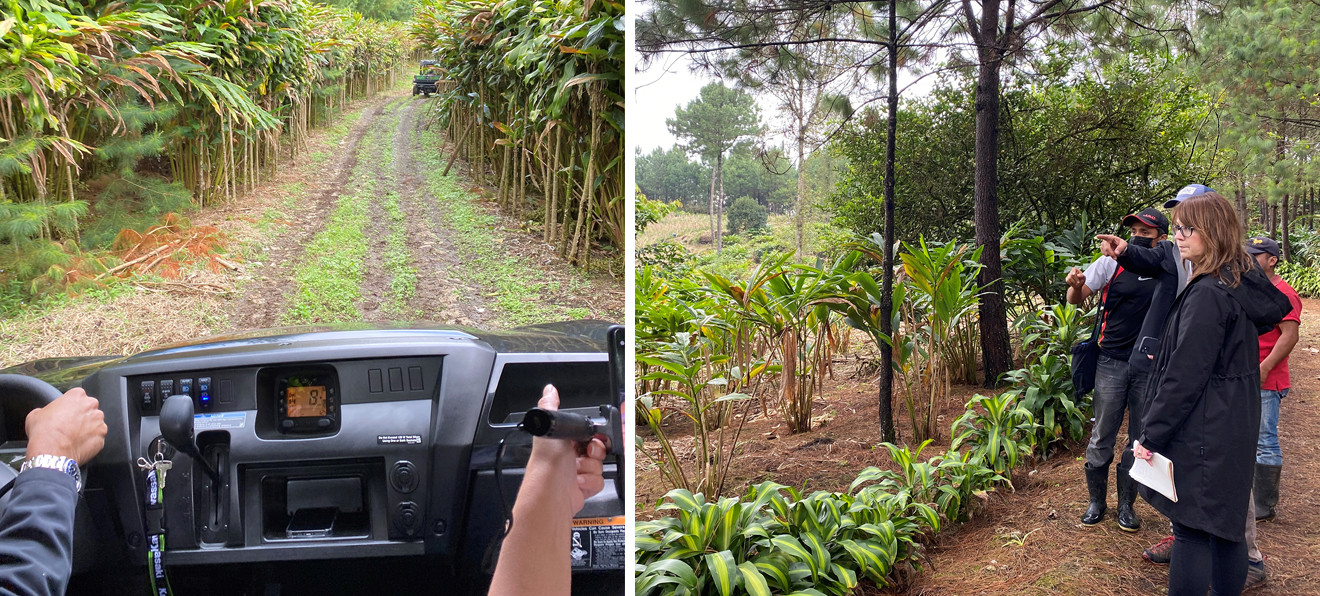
[1254,464,1282,522]
[1116,471,1141,532]
[1081,465,1107,526]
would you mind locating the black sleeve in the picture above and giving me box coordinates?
[1138,288,1227,454]
[1116,241,1175,277]
[0,469,78,596]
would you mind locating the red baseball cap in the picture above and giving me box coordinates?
[1121,207,1169,235]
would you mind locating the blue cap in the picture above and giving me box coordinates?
[1163,184,1215,208]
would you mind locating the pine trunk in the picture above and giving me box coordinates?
[971,4,1014,387]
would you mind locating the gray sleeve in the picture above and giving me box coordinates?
[0,469,78,596]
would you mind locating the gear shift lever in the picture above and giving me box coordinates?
[160,395,221,486]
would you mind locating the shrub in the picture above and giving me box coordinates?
[1003,302,1091,453]
[726,196,767,235]
[635,482,939,595]
[951,393,1039,478]
[637,240,693,276]
[637,188,680,235]
[1278,260,1320,297]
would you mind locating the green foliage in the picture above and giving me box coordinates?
[1002,303,1092,453]
[892,237,983,442]
[324,0,417,21]
[0,0,411,303]
[637,331,756,497]
[412,0,625,260]
[668,83,763,166]
[1278,260,1320,298]
[727,197,768,235]
[1191,0,1320,204]
[951,393,1038,479]
[637,241,693,277]
[828,49,1222,244]
[636,187,680,234]
[637,145,711,208]
[722,148,796,212]
[1000,217,1101,313]
[636,479,940,595]
[81,174,194,250]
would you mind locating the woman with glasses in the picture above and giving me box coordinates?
[1128,192,1290,596]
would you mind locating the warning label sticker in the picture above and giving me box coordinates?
[193,412,246,431]
[377,435,423,445]
[569,516,625,570]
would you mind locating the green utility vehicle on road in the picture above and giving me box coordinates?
[413,60,443,96]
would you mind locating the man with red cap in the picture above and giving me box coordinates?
[1065,206,1169,532]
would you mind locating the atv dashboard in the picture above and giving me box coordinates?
[3,323,623,594]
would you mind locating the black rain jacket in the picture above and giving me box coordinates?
[1137,265,1292,540]
[0,469,79,595]
[1115,240,1187,373]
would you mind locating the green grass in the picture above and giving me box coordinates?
[381,191,417,317]
[415,128,587,327]
[281,177,372,325]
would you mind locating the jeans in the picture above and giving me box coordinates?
[1085,355,1149,475]
[1169,521,1247,596]
[1256,388,1287,466]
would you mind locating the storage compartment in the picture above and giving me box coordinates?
[244,460,386,543]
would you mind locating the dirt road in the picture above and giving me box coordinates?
[0,86,622,367]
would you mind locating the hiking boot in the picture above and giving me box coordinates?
[1143,535,1174,565]
[1081,465,1107,526]
[1244,560,1268,591]
[1116,470,1140,532]
[1254,464,1281,522]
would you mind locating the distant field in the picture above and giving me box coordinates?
[639,211,852,259]
[640,212,713,250]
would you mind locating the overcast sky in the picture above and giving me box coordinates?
[632,53,782,155]
[632,51,942,158]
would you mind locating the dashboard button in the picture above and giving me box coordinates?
[140,381,156,411]
[281,420,295,430]
[396,502,420,535]
[391,461,418,493]
[316,419,331,428]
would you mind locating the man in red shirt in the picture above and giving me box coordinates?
[1245,236,1300,522]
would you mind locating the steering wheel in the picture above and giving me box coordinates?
[0,374,63,489]
[0,374,101,573]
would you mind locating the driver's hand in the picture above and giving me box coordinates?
[529,385,607,515]
[25,388,107,465]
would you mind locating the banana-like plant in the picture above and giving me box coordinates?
[894,237,984,443]
[1,0,412,296]
[411,0,623,266]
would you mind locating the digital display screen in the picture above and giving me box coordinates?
[286,386,328,418]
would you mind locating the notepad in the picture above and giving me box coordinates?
[1129,441,1177,502]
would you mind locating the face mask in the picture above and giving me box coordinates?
[1130,236,1155,249]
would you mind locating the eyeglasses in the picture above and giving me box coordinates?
[1174,225,1196,238]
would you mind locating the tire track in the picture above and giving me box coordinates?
[389,97,491,326]
[228,94,395,330]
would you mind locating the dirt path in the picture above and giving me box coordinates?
[876,300,1320,595]
[0,84,621,368]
